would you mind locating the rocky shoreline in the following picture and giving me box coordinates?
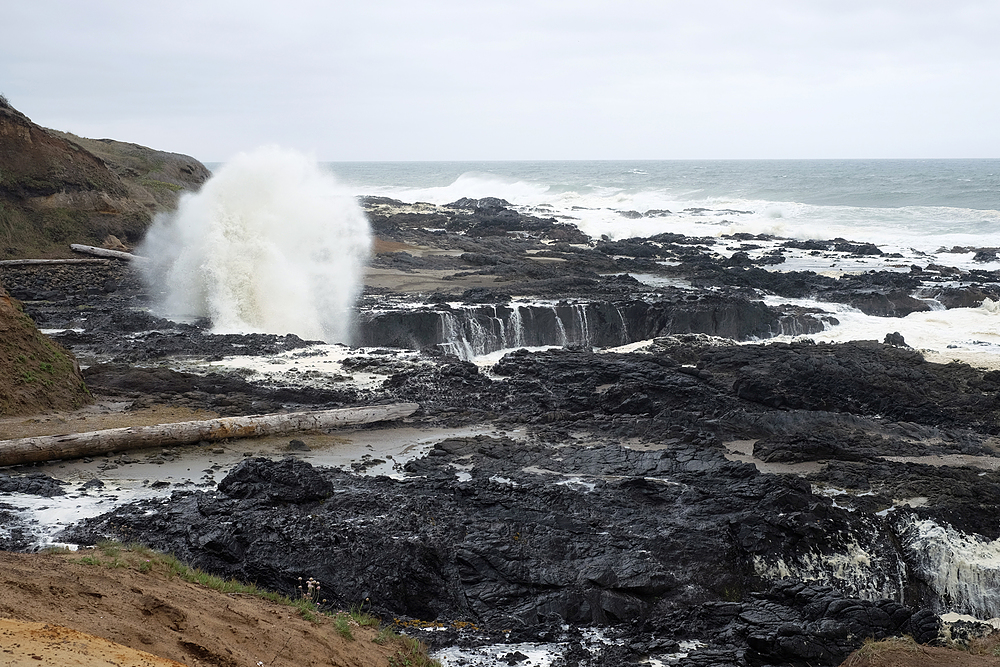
[4,196,1000,665]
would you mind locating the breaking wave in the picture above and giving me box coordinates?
[140,146,371,343]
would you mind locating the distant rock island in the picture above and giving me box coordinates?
[0,96,209,259]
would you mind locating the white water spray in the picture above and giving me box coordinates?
[140,147,371,342]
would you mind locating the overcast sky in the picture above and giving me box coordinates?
[3,1,999,162]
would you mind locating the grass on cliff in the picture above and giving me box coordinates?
[66,541,441,667]
[0,286,91,416]
[0,201,122,258]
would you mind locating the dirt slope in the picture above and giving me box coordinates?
[0,549,428,667]
[0,96,208,258]
[0,619,186,666]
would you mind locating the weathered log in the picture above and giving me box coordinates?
[69,244,148,262]
[0,258,110,266]
[0,403,419,467]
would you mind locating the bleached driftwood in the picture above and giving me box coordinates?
[0,403,419,467]
[0,258,110,266]
[69,244,148,262]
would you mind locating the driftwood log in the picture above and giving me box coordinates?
[0,403,419,467]
[69,244,148,262]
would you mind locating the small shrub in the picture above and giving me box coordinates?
[373,627,397,645]
[350,600,380,627]
[334,614,354,640]
[97,540,121,558]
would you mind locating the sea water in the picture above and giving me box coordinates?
[325,159,1000,253]
[184,158,1000,366]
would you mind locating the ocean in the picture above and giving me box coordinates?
[324,159,1000,254]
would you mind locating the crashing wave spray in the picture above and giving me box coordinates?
[140,147,371,342]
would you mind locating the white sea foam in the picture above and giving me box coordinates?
[760,296,1000,370]
[557,197,1000,254]
[141,147,371,342]
[331,161,1000,255]
[898,517,1000,618]
[366,172,550,208]
[201,344,420,392]
[750,526,906,603]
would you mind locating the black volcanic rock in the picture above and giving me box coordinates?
[82,362,356,415]
[0,473,66,497]
[62,438,940,665]
[218,457,334,503]
[11,199,1000,665]
[696,340,1000,432]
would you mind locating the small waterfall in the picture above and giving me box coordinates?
[466,311,489,354]
[357,297,826,357]
[438,312,477,359]
[897,516,1000,618]
[554,311,569,346]
[774,313,830,337]
[430,301,619,360]
[614,304,629,344]
[509,305,525,348]
[916,297,948,312]
[574,304,592,347]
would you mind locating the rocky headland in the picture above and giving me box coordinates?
[0,97,209,258]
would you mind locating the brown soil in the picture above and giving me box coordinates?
[0,619,186,666]
[0,286,91,417]
[0,401,219,440]
[371,237,418,255]
[839,636,1000,667]
[0,549,430,667]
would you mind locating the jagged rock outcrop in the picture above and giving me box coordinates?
[355,296,829,358]
[62,442,943,666]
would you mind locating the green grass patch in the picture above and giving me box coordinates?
[387,636,439,667]
[334,614,354,640]
[139,178,184,192]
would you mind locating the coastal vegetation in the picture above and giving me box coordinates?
[45,540,441,667]
[0,283,90,416]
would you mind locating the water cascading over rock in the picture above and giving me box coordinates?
[356,298,829,359]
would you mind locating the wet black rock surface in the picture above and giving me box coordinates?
[82,363,357,416]
[62,437,946,666]
[0,472,66,497]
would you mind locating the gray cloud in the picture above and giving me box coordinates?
[3,0,998,160]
